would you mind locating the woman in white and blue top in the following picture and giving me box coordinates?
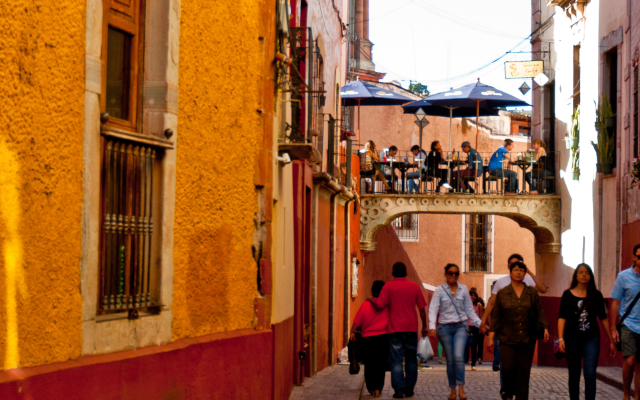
[428,263,482,400]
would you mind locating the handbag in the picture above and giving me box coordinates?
[528,288,545,341]
[442,284,471,335]
[616,290,640,351]
[348,337,360,374]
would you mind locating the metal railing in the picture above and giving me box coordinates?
[358,147,558,196]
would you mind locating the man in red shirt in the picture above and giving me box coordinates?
[369,262,428,398]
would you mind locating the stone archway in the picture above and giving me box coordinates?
[360,194,561,253]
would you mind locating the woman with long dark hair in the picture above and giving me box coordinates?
[426,141,450,193]
[557,263,616,400]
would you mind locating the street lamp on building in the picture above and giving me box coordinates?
[414,107,430,149]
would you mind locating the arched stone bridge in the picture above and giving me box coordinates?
[360,194,562,254]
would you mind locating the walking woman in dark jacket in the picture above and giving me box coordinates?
[487,262,549,400]
[557,263,616,400]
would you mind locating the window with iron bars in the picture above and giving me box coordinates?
[99,138,162,314]
[391,214,419,241]
[465,214,492,272]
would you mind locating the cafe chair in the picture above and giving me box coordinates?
[461,176,478,194]
[483,170,504,195]
[419,175,437,194]
[539,176,555,194]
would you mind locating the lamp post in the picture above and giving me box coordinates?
[414,107,430,150]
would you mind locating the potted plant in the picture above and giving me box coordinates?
[592,96,616,174]
[571,147,580,180]
[631,158,640,188]
[565,105,580,149]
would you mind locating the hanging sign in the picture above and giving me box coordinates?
[504,61,544,79]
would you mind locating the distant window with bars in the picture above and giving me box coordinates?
[391,214,419,241]
[99,138,161,314]
[465,214,492,272]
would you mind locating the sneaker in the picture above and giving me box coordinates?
[442,182,452,189]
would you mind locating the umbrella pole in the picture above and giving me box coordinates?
[357,98,361,144]
[448,107,453,153]
[475,100,480,150]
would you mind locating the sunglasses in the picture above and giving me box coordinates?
[446,271,460,277]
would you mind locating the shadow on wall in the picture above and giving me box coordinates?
[187,224,233,333]
[0,138,27,370]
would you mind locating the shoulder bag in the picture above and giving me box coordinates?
[442,284,471,336]
[616,290,640,351]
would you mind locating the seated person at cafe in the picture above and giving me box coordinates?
[426,141,451,193]
[406,145,428,194]
[524,139,551,194]
[381,145,399,187]
[488,139,517,195]
[363,140,393,192]
[451,141,483,193]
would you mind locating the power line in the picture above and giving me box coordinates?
[413,0,528,40]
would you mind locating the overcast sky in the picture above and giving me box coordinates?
[368,0,534,105]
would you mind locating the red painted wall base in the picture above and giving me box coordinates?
[0,329,274,400]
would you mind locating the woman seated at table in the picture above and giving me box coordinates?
[524,139,551,194]
[363,140,393,192]
[427,141,451,193]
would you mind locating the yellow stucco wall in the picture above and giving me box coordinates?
[0,2,84,369]
[172,0,267,339]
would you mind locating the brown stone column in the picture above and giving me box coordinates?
[363,0,369,40]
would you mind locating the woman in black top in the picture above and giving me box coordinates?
[426,141,449,192]
[557,263,616,400]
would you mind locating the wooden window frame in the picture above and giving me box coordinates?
[101,0,146,132]
[466,214,491,273]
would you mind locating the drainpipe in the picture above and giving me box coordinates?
[328,189,339,365]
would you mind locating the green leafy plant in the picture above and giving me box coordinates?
[409,82,430,97]
[592,96,616,166]
[570,105,580,140]
[631,158,640,188]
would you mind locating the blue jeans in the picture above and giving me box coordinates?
[406,172,421,194]
[437,323,468,388]
[566,337,600,400]
[389,332,418,395]
[492,168,517,192]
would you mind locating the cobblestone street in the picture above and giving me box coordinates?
[290,362,625,400]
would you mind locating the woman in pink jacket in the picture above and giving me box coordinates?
[350,281,389,398]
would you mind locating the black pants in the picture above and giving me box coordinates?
[477,333,484,360]
[362,334,389,392]
[464,326,481,366]
[500,342,536,400]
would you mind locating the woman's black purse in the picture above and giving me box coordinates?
[528,289,545,340]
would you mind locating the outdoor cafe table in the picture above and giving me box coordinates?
[445,159,468,187]
[511,159,537,193]
[381,160,410,193]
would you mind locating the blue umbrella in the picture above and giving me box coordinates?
[402,100,500,149]
[340,80,415,142]
[424,80,530,150]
